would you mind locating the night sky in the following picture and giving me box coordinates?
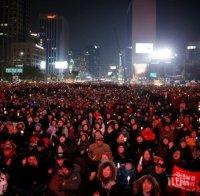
[32,0,200,66]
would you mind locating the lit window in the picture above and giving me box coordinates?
[187,46,196,50]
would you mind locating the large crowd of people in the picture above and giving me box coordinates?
[0,82,199,196]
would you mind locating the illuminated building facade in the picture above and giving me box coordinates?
[11,41,45,68]
[132,0,156,78]
[68,50,87,72]
[0,0,30,67]
[84,45,101,77]
[39,14,69,75]
[185,42,200,80]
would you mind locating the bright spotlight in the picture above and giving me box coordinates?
[55,61,68,69]
[151,49,174,60]
[108,71,112,76]
[40,61,46,70]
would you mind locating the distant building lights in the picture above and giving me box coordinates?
[151,49,174,60]
[35,44,44,50]
[55,61,68,69]
[47,15,57,19]
[40,61,46,70]
[187,46,196,50]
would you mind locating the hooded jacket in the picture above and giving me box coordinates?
[133,175,161,196]
[96,161,122,196]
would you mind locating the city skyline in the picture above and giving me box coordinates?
[32,0,200,66]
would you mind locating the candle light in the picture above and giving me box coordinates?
[127,176,130,184]
[139,156,143,165]
[117,163,120,169]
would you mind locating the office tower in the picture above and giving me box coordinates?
[132,0,156,78]
[39,14,69,75]
[0,0,31,67]
[11,33,45,68]
[68,50,87,72]
[185,42,200,80]
[84,45,101,77]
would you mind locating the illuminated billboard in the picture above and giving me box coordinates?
[150,72,157,78]
[134,64,147,75]
[135,43,154,54]
[110,66,117,70]
[55,61,68,69]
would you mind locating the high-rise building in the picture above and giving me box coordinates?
[0,0,31,67]
[68,50,87,72]
[39,14,69,75]
[84,45,101,77]
[11,33,45,69]
[124,0,133,80]
[132,0,156,78]
[185,42,200,80]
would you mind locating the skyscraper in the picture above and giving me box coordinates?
[0,0,30,67]
[84,45,101,77]
[132,0,156,78]
[39,14,69,75]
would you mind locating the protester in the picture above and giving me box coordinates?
[95,161,121,195]
[88,134,113,162]
[0,82,199,195]
[49,160,81,196]
[133,175,161,196]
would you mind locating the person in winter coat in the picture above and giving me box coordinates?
[117,160,135,195]
[153,161,168,195]
[133,175,161,196]
[49,160,81,196]
[94,161,122,196]
[104,124,118,152]
[51,120,68,142]
[114,144,129,165]
[167,149,186,173]
[179,138,193,165]
[136,149,155,179]
[77,133,90,157]
[13,152,47,195]
[158,137,171,160]
[88,134,113,162]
